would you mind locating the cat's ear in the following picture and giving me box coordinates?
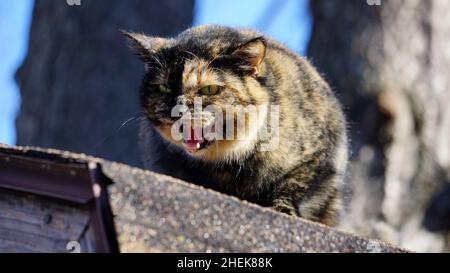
[230,37,267,75]
[121,30,169,60]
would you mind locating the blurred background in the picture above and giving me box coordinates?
[0,0,449,252]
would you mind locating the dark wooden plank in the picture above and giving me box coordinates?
[0,227,68,253]
[0,189,92,253]
[0,239,45,253]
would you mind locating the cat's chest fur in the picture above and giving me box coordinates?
[180,150,278,204]
[139,122,279,204]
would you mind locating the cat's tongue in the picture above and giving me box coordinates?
[184,127,204,153]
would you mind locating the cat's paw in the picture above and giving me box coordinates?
[272,199,299,216]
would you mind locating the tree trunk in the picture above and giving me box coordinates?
[308,0,450,252]
[16,0,194,167]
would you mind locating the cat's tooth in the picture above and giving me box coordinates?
[196,143,201,149]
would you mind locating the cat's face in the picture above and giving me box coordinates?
[124,26,270,161]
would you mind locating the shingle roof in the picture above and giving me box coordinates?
[0,144,408,253]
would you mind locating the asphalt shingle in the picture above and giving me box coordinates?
[0,144,408,253]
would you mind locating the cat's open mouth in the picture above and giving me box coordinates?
[182,127,214,154]
[183,138,212,153]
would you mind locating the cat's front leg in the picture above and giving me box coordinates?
[272,178,307,217]
[271,171,342,227]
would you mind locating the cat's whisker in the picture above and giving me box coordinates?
[149,54,167,71]
[94,113,146,149]
[117,115,146,132]
[206,55,220,70]
[147,65,164,75]
[182,50,201,62]
[206,47,229,69]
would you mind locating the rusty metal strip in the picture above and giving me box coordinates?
[0,153,93,204]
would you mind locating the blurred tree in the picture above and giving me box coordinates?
[308,0,450,251]
[15,0,194,167]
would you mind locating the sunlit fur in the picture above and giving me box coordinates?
[125,25,348,226]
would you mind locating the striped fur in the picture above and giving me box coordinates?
[125,25,348,226]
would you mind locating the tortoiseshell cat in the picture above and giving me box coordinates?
[123,25,348,226]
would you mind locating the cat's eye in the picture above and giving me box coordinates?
[200,85,221,96]
[158,85,172,94]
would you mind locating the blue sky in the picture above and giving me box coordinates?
[0,0,311,145]
[0,0,33,145]
[194,0,311,54]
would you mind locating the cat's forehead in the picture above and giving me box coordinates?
[171,39,228,60]
[149,44,222,89]
[149,26,260,89]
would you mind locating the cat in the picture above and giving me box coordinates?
[123,25,348,226]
